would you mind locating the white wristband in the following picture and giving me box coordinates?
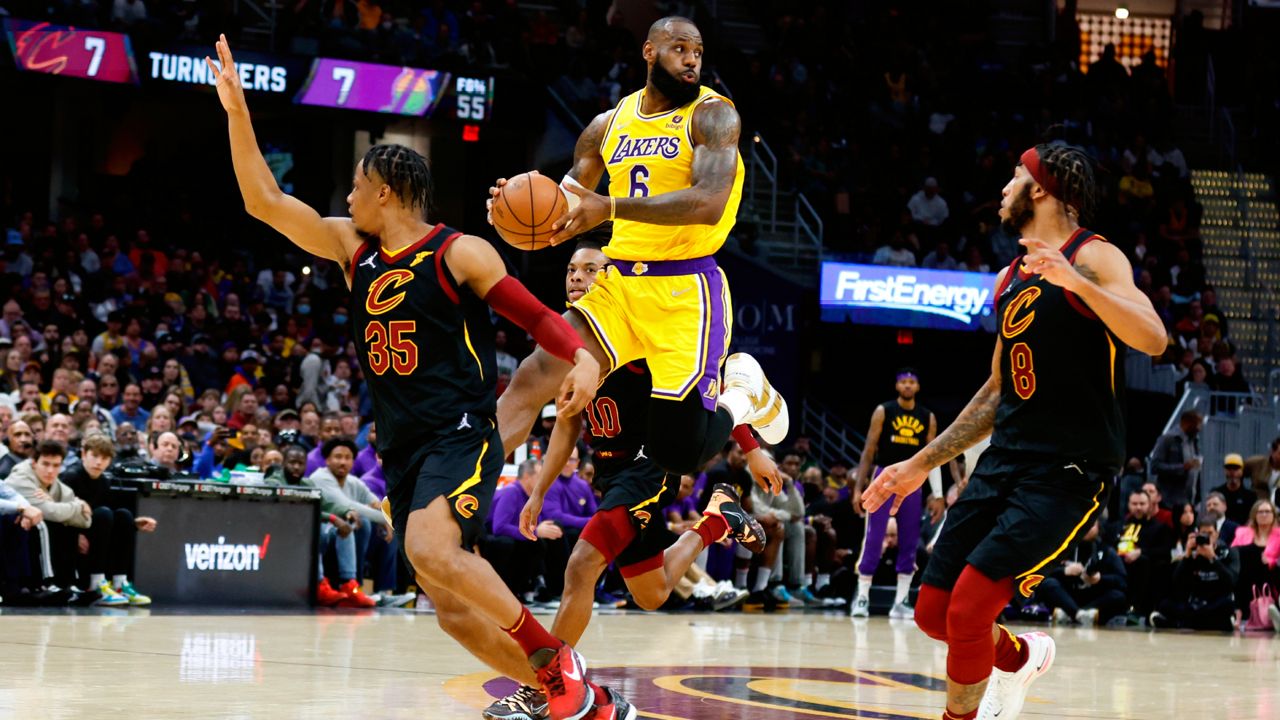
[560,175,585,212]
[928,467,943,499]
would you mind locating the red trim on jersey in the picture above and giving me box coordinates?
[433,232,464,304]
[1063,232,1104,320]
[623,363,646,375]
[997,256,1021,297]
[348,242,370,284]
[379,223,444,263]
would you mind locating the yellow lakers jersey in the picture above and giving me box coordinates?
[598,86,745,261]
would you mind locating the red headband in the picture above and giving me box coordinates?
[1020,146,1061,200]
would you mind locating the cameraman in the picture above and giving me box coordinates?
[1035,519,1128,626]
[1150,515,1239,631]
[192,426,236,479]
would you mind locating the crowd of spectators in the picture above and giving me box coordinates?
[1,0,1277,634]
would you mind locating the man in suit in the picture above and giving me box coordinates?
[1202,492,1239,546]
[1151,410,1202,508]
[1244,436,1280,504]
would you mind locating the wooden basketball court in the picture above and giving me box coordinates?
[2,609,1276,719]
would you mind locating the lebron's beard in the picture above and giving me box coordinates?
[649,63,701,107]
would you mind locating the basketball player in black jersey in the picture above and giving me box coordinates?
[484,238,782,720]
[862,144,1166,720]
[206,37,631,720]
[851,368,941,620]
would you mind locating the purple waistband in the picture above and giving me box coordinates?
[612,256,717,277]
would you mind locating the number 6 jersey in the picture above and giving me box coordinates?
[349,224,497,454]
[990,228,1125,467]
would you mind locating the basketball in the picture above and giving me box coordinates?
[491,172,568,251]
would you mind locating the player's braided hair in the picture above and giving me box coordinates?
[1032,143,1098,224]
[361,144,433,218]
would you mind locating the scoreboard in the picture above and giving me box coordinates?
[4,19,138,84]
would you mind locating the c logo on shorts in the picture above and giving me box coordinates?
[633,510,652,527]
[1018,574,1045,598]
[455,494,480,519]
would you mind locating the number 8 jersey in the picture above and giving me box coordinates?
[990,228,1125,467]
[349,224,497,454]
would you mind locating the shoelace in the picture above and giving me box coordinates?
[537,667,567,699]
[509,686,541,712]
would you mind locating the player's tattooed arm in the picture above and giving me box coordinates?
[566,110,612,192]
[915,374,999,472]
[612,99,741,226]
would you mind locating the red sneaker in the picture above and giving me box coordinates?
[316,581,346,606]
[531,644,592,720]
[336,579,376,608]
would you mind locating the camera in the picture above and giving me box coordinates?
[1195,532,1212,546]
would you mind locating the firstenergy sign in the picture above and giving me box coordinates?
[820,262,997,331]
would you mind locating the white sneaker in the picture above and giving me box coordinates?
[1051,607,1072,625]
[1076,608,1099,627]
[977,631,1055,720]
[850,595,870,618]
[888,601,915,620]
[722,353,789,445]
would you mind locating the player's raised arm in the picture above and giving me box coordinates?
[1020,236,1167,355]
[441,234,599,416]
[205,35,358,267]
[549,99,740,244]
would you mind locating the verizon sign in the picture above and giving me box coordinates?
[184,534,271,572]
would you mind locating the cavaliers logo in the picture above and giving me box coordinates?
[1018,574,1045,598]
[1001,286,1041,339]
[454,494,480,519]
[366,269,416,315]
[451,666,952,719]
[632,510,652,527]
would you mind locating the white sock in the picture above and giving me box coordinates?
[718,389,753,427]
[895,574,913,605]
[735,568,749,588]
[753,567,773,593]
[856,575,873,601]
[815,573,831,591]
[89,573,105,589]
[113,575,128,590]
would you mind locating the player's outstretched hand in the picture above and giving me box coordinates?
[1019,237,1081,291]
[205,34,247,115]
[549,183,609,246]
[861,459,929,516]
[519,493,545,541]
[745,448,783,495]
[557,349,600,418]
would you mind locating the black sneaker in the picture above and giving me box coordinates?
[701,483,766,553]
[67,586,101,606]
[742,589,779,612]
[483,685,548,720]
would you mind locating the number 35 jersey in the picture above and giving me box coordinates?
[349,224,497,454]
[990,228,1125,468]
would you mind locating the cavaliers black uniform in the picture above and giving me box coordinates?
[922,229,1122,596]
[586,361,679,568]
[349,224,505,548]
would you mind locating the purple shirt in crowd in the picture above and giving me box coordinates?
[662,472,707,519]
[305,443,376,477]
[488,483,533,540]
[360,464,386,500]
[542,472,597,530]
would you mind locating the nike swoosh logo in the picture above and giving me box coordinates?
[722,509,744,524]
[671,287,694,297]
[562,658,582,682]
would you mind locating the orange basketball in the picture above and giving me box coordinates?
[491,172,568,251]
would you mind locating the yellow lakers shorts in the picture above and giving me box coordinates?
[572,256,732,411]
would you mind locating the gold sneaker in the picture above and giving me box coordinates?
[723,353,789,444]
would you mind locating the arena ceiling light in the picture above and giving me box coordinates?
[1115,5,1130,19]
